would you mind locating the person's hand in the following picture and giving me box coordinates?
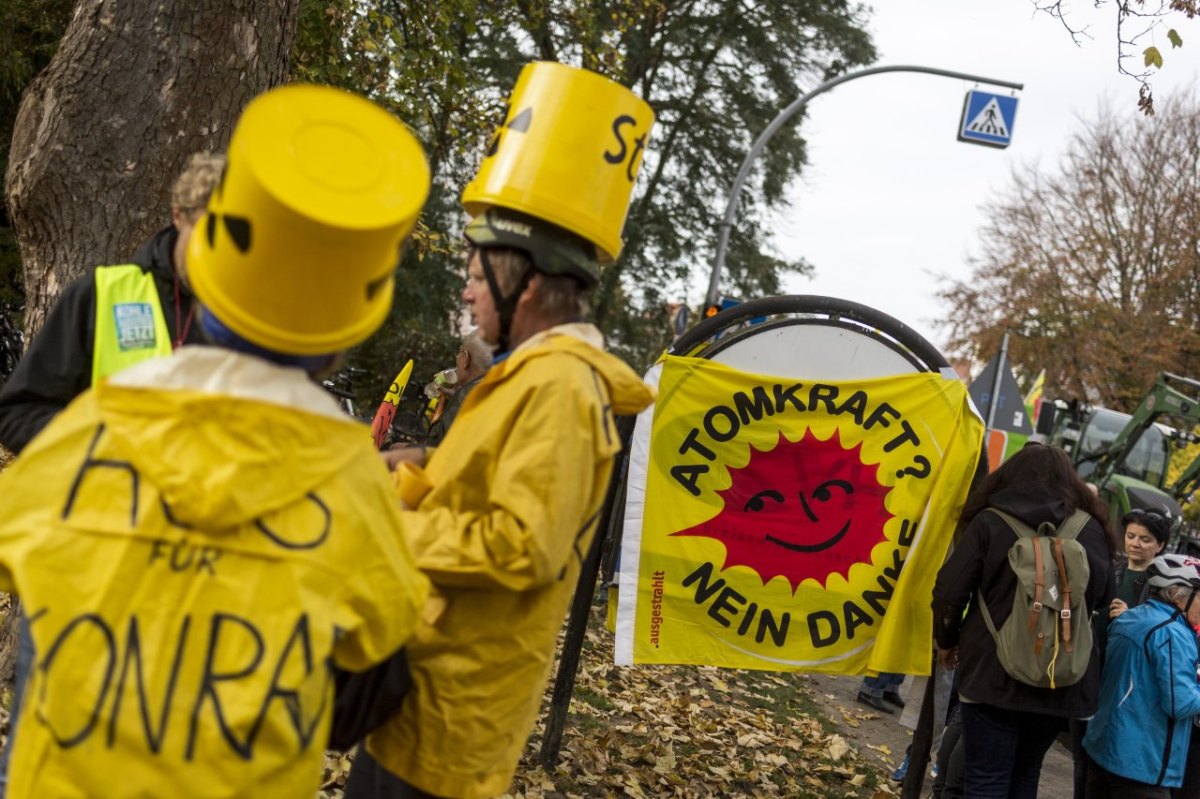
[1109,598,1128,619]
[937,645,959,671]
[381,445,426,471]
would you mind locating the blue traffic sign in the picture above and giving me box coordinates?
[958,90,1018,149]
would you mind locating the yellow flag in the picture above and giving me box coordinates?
[371,359,414,449]
[1024,369,1046,425]
[617,355,983,674]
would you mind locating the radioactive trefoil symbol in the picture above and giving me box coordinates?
[484,107,533,157]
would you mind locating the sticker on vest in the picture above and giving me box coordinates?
[1048,584,1060,603]
[113,303,157,351]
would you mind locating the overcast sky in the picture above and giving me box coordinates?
[746,1,1200,355]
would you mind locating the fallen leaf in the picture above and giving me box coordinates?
[827,734,852,762]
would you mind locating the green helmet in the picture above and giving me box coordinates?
[463,207,600,288]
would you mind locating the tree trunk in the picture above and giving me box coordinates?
[0,0,299,702]
[4,0,300,338]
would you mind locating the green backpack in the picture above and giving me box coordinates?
[978,508,1093,689]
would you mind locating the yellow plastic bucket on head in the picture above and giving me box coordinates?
[188,84,430,355]
[461,61,655,262]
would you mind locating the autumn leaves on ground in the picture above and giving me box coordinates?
[320,602,896,799]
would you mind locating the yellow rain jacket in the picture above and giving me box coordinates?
[366,323,654,799]
[0,347,429,798]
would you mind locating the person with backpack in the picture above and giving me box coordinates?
[1083,554,1200,797]
[932,442,1114,799]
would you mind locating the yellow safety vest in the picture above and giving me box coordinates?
[91,264,172,383]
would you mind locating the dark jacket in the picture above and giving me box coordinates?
[932,485,1114,718]
[1111,557,1151,608]
[1094,557,1152,661]
[0,226,202,454]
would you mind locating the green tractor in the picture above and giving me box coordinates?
[1040,372,1200,550]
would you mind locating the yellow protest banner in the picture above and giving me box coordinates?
[615,355,983,674]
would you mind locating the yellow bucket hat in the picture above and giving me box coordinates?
[188,84,430,355]
[462,62,655,262]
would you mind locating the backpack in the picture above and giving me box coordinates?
[978,508,1093,689]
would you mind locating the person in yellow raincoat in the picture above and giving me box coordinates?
[343,62,656,799]
[0,84,431,798]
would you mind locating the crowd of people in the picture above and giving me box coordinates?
[1,50,1199,799]
[931,443,1200,799]
[0,62,655,799]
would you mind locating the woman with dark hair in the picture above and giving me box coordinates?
[932,443,1115,799]
[1110,508,1170,619]
[1068,507,1170,797]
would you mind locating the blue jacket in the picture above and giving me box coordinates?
[1083,598,1200,788]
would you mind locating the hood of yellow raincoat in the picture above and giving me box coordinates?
[491,322,654,415]
[95,346,367,529]
[0,346,430,798]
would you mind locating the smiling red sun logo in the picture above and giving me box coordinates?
[672,428,893,592]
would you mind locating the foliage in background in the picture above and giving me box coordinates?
[939,95,1200,413]
[292,0,876,405]
[1036,0,1198,114]
[0,0,74,310]
[0,0,874,408]
[292,0,512,408]
[1168,437,1200,526]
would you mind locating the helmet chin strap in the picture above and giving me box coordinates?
[478,248,534,353]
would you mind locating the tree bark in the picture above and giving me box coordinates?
[4,0,300,338]
[0,0,299,700]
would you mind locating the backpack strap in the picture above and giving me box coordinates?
[981,508,1048,653]
[988,507,1090,539]
[1032,535,1046,657]
[987,508,1035,537]
[1053,538,1073,653]
[1053,509,1091,654]
[1056,509,1091,541]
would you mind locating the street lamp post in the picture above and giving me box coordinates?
[704,65,1023,311]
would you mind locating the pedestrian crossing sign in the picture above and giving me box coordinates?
[958,90,1018,149]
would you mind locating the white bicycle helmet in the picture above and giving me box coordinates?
[1147,554,1200,591]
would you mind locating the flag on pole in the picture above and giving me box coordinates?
[615,355,983,675]
[370,360,413,449]
[967,354,1034,471]
[1024,369,1046,426]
